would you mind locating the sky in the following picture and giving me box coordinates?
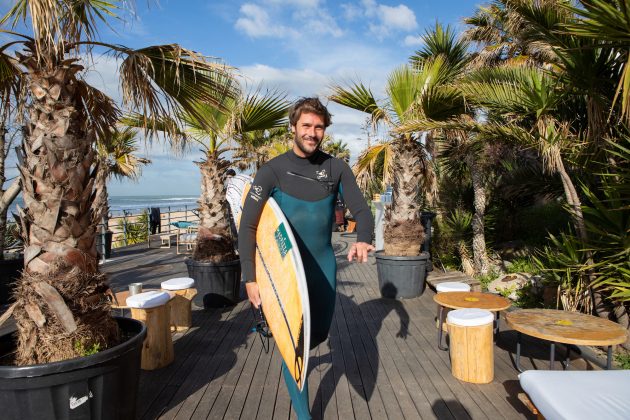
[2,0,483,196]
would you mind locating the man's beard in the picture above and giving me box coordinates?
[294,134,321,156]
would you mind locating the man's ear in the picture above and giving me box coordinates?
[290,125,295,133]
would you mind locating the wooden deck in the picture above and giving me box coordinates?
[101,233,605,420]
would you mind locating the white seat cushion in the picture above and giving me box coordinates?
[436,282,471,293]
[447,308,494,327]
[126,290,170,309]
[161,277,195,290]
[519,370,630,420]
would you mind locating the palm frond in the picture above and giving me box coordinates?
[62,0,119,43]
[353,141,394,191]
[410,22,471,73]
[0,51,22,121]
[75,78,120,144]
[329,81,389,129]
[239,88,289,132]
[117,44,239,138]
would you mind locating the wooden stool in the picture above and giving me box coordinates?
[447,308,494,384]
[125,291,174,370]
[161,277,197,332]
[435,282,471,331]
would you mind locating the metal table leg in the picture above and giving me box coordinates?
[550,342,556,369]
[437,305,448,351]
[607,346,613,370]
[515,331,524,372]
[494,311,500,342]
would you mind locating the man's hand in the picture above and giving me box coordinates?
[347,241,375,263]
[245,282,261,308]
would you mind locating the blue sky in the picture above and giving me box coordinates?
[3,0,483,196]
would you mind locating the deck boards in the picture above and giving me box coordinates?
[96,233,587,419]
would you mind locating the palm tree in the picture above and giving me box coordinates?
[330,41,465,256]
[92,126,151,234]
[321,136,350,162]
[0,2,238,364]
[126,89,289,262]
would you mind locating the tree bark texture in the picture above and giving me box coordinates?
[384,140,425,256]
[12,53,117,365]
[466,153,489,275]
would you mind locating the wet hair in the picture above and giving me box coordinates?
[225,168,236,177]
[289,97,332,127]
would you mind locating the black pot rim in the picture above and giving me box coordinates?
[0,316,146,379]
[185,257,240,267]
[374,250,430,261]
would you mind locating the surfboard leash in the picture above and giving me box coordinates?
[251,305,272,353]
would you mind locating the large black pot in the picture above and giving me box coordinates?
[0,256,23,306]
[185,258,241,308]
[0,317,146,420]
[375,251,429,299]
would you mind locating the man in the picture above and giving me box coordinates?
[238,97,374,419]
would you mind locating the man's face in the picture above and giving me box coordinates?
[292,112,326,157]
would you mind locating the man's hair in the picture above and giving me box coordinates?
[289,97,332,127]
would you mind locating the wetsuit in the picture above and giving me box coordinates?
[238,149,373,419]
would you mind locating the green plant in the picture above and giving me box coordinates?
[74,340,101,357]
[476,269,500,292]
[506,257,538,274]
[513,283,544,309]
[117,212,149,246]
[615,351,630,370]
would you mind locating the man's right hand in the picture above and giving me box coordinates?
[246,282,261,308]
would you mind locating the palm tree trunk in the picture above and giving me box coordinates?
[556,159,587,243]
[193,155,236,262]
[13,55,117,365]
[466,154,490,275]
[384,141,425,256]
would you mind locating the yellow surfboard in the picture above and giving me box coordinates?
[233,183,310,390]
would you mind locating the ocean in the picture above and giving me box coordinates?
[7,195,200,219]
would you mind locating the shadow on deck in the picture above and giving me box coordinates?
[99,234,604,420]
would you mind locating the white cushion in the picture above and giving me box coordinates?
[447,308,494,327]
[126,290,170,309]
[161,277,195,290]
[519,370,630,420]
[436,282,471,293]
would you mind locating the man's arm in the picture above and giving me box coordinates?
[238,165,277,306]
[337,161,375,262]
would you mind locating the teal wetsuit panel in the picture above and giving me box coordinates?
[271,188,336,348]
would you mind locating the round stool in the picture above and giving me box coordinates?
[127,290,174,370]
[436,282,472,331]
[161,277,197,332]
[447,308,494,384]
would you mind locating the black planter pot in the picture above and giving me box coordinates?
[0,317,146,420]
[95,231,113,259]
[185,258,242,308]
[375,251,430,299]
[0,256,23,306]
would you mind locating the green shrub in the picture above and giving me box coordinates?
[116,211,148,246]
[506,257,538,274]
[615,351,630,370]
[74,340,101,356]
[476,270,500,292]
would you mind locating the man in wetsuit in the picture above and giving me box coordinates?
[238,97,374,419]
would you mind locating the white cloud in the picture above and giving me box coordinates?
[263,0,321,7]
[379,4,417,31]
[341,1,418,40]
[293,8,344,37]
[235,3,298,38]
[403,34,424,47]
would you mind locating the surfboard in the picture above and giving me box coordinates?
[233,182,310,391]
[225,174,253,222]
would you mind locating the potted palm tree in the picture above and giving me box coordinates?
[0,2,237,418]
[330,24,468,298]
[126,89,289,307]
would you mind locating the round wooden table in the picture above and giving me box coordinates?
[433,292,512,350]
[505,309,628,371]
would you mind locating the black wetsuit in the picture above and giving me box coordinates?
[238,149,373,420]
[239,149,373,345]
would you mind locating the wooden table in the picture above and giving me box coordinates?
[111,289,175,370]
[505,309,628,371]
[433,292,512,350]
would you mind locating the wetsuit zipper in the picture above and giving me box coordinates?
[286,171,334,194]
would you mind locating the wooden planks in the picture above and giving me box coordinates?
[99,238,564,419]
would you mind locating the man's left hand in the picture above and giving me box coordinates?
[347,241,375,263]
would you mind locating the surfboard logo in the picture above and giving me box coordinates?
[274,223,293,258]
[315,169,327,180]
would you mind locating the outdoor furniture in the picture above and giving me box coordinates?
[519,370,630,420]
[433,291,511,350]
[435,282,471,331]
[505,308,628,371]
[447,308,495,384]
[148,233,177,249]
[161,277,197,332]
[176,226,198,254]
[111,289,175,370]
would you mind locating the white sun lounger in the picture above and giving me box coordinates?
[519,369,630,420]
